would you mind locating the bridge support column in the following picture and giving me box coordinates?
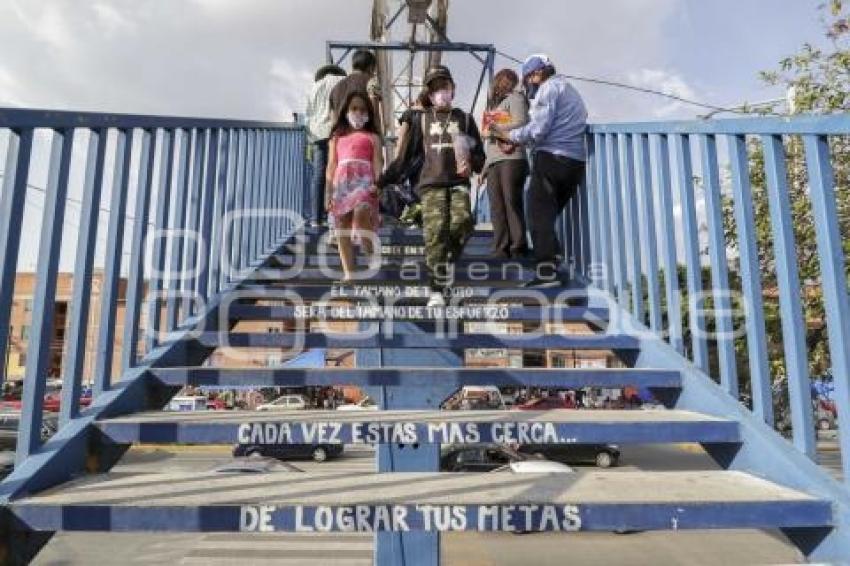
[360,320,461,566]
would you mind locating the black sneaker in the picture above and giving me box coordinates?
[523,275,562,289]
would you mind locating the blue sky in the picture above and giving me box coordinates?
[0,0,832,122]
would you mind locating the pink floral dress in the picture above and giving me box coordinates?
[330,131,381,231]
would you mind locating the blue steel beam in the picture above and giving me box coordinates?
[761,134,816,457]
[183,129,207,316]
[96,417,740,446]
[59,128,108,426]
[16,128,74,464]
[191,332,640,350]
[81,129,133,423]
[0,127,34,387]
[673,134,709,372]
[619,134,644,322]
[727,135,772,426]
[652,134,684,353]
[149,367,681,390]
[803,134,850,485]
[165,129,193,331]
[116,129,156,382]
[699,134,738,398]
[146,129,175,350]
[635,134,662,332]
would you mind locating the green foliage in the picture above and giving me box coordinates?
[722,1,850,387]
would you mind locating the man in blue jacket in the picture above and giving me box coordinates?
[492,54,588,288]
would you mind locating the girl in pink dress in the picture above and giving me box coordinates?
[325,92,383,281]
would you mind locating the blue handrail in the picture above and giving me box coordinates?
[570,115,850,483]
[0,108,307,463]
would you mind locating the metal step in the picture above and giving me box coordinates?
[226,304,608,323]
[243,268,534,285]
[11,470,831,533]
[95,409,740,445]
[193,332,638,351]
[283,242,495,258]
[149,367,680,389]
[231,286,591,304]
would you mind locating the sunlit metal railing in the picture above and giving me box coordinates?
[564,116,850,483]
[0,108,306,463]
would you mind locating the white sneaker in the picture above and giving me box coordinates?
[427,292,446,307]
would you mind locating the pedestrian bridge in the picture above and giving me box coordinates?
[0,107,849,564]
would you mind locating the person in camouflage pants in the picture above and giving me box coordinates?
[422,186,474,289]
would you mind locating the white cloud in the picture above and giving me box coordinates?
[626,68,701,119]
[92,2,136,37]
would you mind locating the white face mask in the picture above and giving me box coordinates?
[431,89,454,108]
[347,111,369,130]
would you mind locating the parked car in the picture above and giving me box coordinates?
[168,396,209,412]
[0,411,58,449]
[441,444,531,473]
[517,443,620,468]
[233,443,343,462]
[517,397,575,410]
[337,397,378,411]
[256,395,308,412]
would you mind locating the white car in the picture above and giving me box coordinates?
[337,397,378,411]
[498,460,574,474]
[256,395,308,412]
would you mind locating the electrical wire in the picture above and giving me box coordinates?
[494,48,753,115]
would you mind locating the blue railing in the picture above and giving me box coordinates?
[0,108,306,463]
[569,116,850,483]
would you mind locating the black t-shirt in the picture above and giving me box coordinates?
[416,108,485,192]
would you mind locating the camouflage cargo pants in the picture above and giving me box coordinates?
[421,186,474,289]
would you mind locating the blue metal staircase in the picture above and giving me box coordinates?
[1,109,849,564]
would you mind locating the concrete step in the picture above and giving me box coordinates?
[192,332,638,351]
[226,304,608,324]
[227,285,596,305]
[149,367,680,390]
[95,409,740,446]
[11,470,831,534]
[243,268,535,285]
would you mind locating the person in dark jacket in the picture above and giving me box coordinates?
[379,65,485,306]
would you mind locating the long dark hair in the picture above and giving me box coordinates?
[331,91,380,137]
[488,69,519,110]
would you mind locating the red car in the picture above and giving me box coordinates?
[517,397,576,410]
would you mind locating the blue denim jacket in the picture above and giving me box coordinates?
[509,75,588,162]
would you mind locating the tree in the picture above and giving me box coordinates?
[723,0,850,397]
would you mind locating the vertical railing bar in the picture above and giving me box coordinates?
[232,130,248,280]
[210,129,230,295]
[653,134,684,353]
[584,135,601,271]
[86,128,133,417]
[761,133,816,457]
[570,189,582,277]
[16,127,74,463]
[594,133,612,293]
[636,134,662,333]
[606,134,628,306]
[620,133,645,322]
[249,129,262,264]
[274,131,284,245]
[257,130,270,257]
[146,129,175,350]
[221,129,239,290]
[196,128,220,303]
[59,127,108,426]
[240,130,256,271]
[267,130,278,250]
[184,129,207,315]
[0,127,34,388]
[700,134,739,397]
[803,133,850,481]
[165,129,192,331]
[119,128,157,376]
[673,134,709,371]
[727,134,772,425]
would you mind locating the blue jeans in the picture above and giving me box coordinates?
[310,139,329,224]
